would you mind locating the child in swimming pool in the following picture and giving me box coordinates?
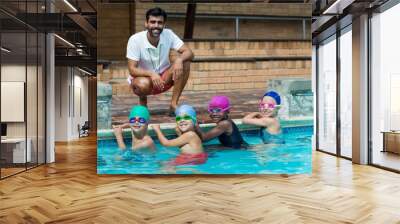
[113,105,155,155]
[152,105,207,166]
[243,90,284,144]
[195,95,246,149]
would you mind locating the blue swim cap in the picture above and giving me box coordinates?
[263,91,281,105]
[175,104,197,123]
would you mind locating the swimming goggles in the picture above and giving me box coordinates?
[259,102,279,110]
[208,107,228,113]
[129,117,147,124]
[176,115,193,122]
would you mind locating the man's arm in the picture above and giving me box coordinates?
[172,44,194,81]
[128,59,156,78]
[176,44,194,62]
[128,59,164,90]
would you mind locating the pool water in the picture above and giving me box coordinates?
[97,126,313,174]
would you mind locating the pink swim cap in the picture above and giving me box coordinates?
[208,95,230,111]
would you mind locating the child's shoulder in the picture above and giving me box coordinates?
[217,119,232,127]
[267,117,280,127]
[181,131,201,140]
[182,130,197,136]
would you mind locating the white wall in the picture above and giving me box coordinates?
[1,65,26,139]
[1,63,46,164]
[54,67,89,141]
[55,66,69,141]
[1,65,37,137]
[1,65,26,81]
[1,82,25,122]
[73,73,89,137]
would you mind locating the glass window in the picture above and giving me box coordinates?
[317,35,337,154]
[1,29,28,178]
[0,1,46,179]
[371,3,400,171]
[339,26,352,158]
[27,31,38,169]
[38,32,46,165]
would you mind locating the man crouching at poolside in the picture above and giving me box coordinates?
[126,7,194,116]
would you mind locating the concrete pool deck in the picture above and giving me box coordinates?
[101,88,313,139]
[111,89,311,125]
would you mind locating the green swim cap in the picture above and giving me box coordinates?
[129,105,150,121]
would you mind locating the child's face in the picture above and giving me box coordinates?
[208,108,228,122]
[259,96,280,117]
[176,115,195,132]
[129,117,148,134]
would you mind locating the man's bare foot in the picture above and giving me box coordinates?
[168,105,176,117]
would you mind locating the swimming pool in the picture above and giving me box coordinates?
[97,125,313,174]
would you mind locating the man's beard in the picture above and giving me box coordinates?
[148,28,163,37]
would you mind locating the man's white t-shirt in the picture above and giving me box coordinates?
[126,29,184,74]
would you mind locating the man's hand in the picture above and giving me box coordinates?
[172,57,183,81]
[150,73,164,90]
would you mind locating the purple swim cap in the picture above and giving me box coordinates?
[208,95,230,111]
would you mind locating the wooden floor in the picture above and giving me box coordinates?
[1,136,400,224]
[1,167,26,178]
[373,150,400,171]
